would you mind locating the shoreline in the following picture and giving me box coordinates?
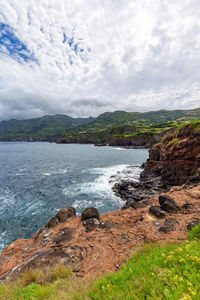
[0,140,150,150]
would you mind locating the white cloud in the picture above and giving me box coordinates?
[0,0,200,120]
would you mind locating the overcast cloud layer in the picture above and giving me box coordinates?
[0,0,200,120]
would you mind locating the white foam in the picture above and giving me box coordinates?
[43,172,51,176]
[63,164,143,212]
[0,231,6,253]
[0,190,15,212]
[42,168,68,176]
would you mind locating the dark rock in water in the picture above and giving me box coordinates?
[149,206,166,218]
[81,207,100,221]
[187,219,199,231]
[46,206,76,228]
[82,218,100,232]
[112,176,166,204]
[159,218,178,233]
[159,195,180,213]
[56,207,76,223]
[94,143,107,147]
[53,227,75,244]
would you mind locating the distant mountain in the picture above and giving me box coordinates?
[0,108,199,142]
[0,114,94,141]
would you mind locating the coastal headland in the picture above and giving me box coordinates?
[0,121,199,282]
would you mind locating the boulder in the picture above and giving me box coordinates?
[81,207,99,221]
[56,206,76,223]
[159,195,175,206]
[187,219,199,231]
[45,206,76,229]
[149,205,166,218]
[161,200,180,213]
[159,195,180,213]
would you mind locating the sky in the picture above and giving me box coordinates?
[0,0,200,120]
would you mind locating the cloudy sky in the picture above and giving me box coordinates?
[0,0,200,120]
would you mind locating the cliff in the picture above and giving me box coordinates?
[113,122,200,208]
[141,121,200,186]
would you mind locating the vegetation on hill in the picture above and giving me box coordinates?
[59,121,179,145]
[155,120,200,149]
[0,108,199,142]
[0,115,94,141]
[59,109,200,145]
[0,225,200,300]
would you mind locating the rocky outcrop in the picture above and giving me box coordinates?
[141,122,200,186]
[113,122,200,208]
[45,206,76,228]
[0,184,200,282]
[81,207,100,232]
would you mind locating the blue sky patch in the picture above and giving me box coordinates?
[63,33,85,55]
[0,22,36,63]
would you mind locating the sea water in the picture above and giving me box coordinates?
[0,142,148,251]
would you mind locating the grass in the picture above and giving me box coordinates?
[89,241,200,300]
[188,223,200,240]
[0,264,94,300]
[0,230,200,299]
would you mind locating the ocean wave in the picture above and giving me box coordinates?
[63,164,142,213]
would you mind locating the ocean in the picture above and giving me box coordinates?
[0,142,148,251]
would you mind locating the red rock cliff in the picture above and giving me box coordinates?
[141,122,200,186]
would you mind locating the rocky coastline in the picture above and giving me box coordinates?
[0,122,200,281]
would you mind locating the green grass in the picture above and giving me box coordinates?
[0,239,200,299]
[188,223,200,240]
[89,241,200,300]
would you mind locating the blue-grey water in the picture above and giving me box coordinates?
[0,142,148,252]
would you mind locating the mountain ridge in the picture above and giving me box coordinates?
[0,107,199,142]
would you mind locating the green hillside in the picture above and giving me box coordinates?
[0,115,94,141]
[0,108,199,142]
[77,108,200,130]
